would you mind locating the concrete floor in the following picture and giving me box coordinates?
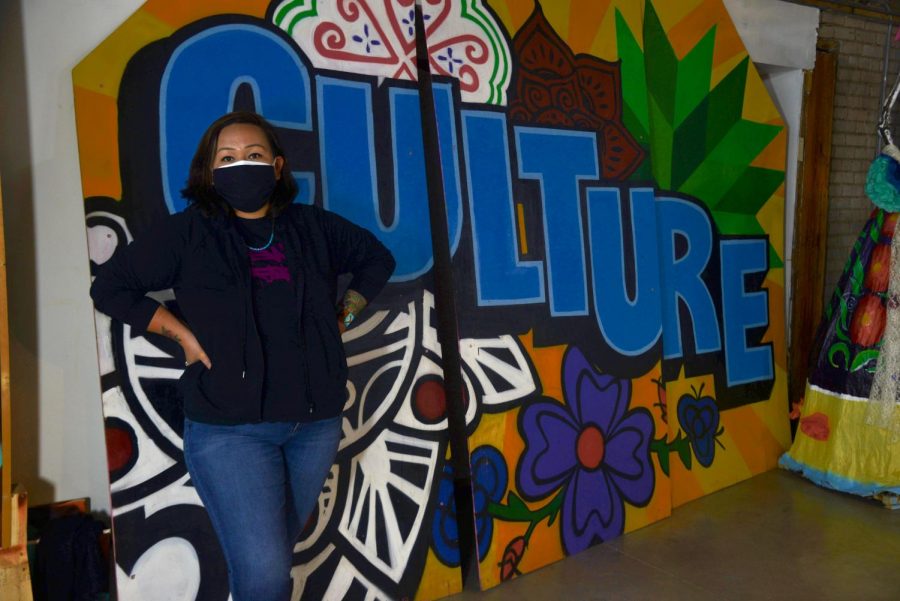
[447,469,900,601]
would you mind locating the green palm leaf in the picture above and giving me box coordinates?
[617,0,785,264]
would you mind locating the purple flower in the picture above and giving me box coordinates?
[517,347,654,554]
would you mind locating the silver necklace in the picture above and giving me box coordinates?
[247,220,275,252]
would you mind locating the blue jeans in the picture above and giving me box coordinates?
[183,416,341,601]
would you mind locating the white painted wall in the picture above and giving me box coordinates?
[0,0,144,516]
[0,0,820,518]
[758,66,806,332]
[724,0,819,70]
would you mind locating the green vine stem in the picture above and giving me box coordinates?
[489,487,565,542]
[873,211,885,241]
[850,258,864,296]
[850,348,881,372]
[828,342,850,369]
[650,431,692,476]
[650,426,726,476]
[835,303,851,343]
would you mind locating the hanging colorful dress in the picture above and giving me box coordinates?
[780,148,900,504]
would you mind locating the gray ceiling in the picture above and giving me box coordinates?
[790,0,900,19]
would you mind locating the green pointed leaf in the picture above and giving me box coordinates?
[769,243,784,268]
[649,96,674,188]
[706,57,750,152]
[675,439,693,469]
[655,444,671,476]
[671,97,710,190]
[674,26,716,127]
[836,297,851,342]
[643,0,678,124]
[851,259,864,295]
[716,167,785,214]
[708,212,764,236]
[828,342,850,368]
[623,103,648,147]
[680,157,746,206]
[637,0,785,249]
[490,491,531,521]
[616,9,649,137]
[824,300,834,321]
[870,212,884,242]
[506,491,527,513]
[850,348,880,372]
[680,120,782,205]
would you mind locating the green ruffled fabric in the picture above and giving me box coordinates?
[866,154,900,211]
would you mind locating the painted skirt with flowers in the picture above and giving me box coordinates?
[781,208,900,499]
[807,209,897,396]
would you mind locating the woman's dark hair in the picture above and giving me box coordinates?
[181,111,298,216]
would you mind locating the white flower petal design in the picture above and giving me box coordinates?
[272,0,512,104]
[339,429,439,582]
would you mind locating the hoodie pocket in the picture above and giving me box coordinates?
[307,314,342,380]
[177,361,206,400]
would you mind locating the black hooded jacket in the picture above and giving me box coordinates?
[90,203,396,424]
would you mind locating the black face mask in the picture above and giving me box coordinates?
[212,161,277,213]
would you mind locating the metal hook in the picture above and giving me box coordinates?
[878,66,900,147]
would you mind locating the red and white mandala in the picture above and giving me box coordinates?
[272,0,512,104]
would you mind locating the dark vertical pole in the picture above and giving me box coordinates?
[413,1,478,589]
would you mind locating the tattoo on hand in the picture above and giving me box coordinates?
[342,289,367,315]
[337,289,368,329]
[160,326,182,344]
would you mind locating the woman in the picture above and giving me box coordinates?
[91,111,396,599]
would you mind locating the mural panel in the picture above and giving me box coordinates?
[74,0,789,599]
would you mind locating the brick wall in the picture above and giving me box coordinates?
[817,11,900,305]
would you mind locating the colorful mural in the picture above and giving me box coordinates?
[74,1,790,599]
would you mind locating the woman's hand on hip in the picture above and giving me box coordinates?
[147,305,212,369]
[336,289,367,335]
[182,335,212,369]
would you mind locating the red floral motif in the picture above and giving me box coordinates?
[313,0,399,66]
[864,243,891,293]
[499,536,526,581]
[311,0,490,92]
[799,412,830,441]
[882,212,899,238]
[849,294,886,347]
[789,397,803,420]
[428,35,490,93]
[508,4,644,181]
[105,424,134,474]
[383,0,451,52]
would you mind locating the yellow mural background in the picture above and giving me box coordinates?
[651,0,791,508]
[462,0,790,593]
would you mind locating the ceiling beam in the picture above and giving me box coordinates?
[786,0,899,21]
